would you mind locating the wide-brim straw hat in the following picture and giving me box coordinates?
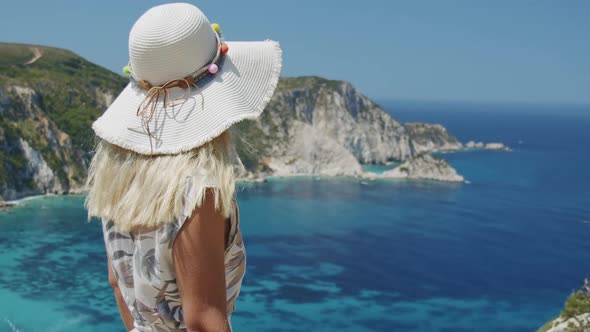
[92,3,282,155]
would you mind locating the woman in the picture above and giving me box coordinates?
[85,3,282,331]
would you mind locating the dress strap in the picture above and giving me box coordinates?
[225,198,240,251]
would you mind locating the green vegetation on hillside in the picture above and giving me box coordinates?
[0,43,36,67]
[233,120,270,171]
[0,117,28,187]
[0,43,128,196]
[0,43,126,150]
[537,280,590,332]
[0,43,125,91]
[278,76,343,91]
[563,287,590,319]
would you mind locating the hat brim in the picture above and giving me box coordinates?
[92,40,282,155]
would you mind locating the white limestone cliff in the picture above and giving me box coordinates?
[544,313,590,332]
[261,122,363,177]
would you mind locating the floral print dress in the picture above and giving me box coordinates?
[101,177,246,332]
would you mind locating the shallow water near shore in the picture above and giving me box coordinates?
[0,102,589,332]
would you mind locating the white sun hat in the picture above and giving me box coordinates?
[92,2,282,155]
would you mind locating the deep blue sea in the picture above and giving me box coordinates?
[1,101,589,332]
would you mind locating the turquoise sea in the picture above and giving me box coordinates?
[1,101,589,332]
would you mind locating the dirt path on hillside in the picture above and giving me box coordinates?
[23,47,43,65]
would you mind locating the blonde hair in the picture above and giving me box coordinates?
[85,131,240,232]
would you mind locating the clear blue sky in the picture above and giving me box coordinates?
[1,0,589,104]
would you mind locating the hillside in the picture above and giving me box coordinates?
[0,43,463,200]
[0,43,126,199]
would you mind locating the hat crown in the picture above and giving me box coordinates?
[129,3,217,86]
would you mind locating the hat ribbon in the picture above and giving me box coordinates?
[135,77,205,153]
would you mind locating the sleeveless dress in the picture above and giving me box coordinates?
[101,176,246,332]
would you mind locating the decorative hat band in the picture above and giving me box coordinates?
[122,22,230,153]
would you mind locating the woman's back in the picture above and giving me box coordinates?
[102,178,246,332]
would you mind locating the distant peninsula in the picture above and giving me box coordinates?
[0,43,508,202]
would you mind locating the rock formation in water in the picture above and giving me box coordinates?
[378,153,464,182]
[465,140,511,151]
[0,43,477,199]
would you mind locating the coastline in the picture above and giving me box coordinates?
[1,194,47,208]
[1,193,85,208]
[240,143,512,184]
[8,193,54,204]
[1,144,510,207]
[3,174,462,207]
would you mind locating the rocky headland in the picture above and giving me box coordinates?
[0,43,510,200]
[403,122,463,154]
[374,154,464,182]
[538,279,590,332]
[0,43,124,200]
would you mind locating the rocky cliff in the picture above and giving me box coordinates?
[403,122,463,154]
[243,76,413,177]
[0,43,125,200]
[0,43,467,200]
[241,77,468,178]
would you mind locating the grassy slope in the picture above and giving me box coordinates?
[0,43,125,90]
[0,43,126,148]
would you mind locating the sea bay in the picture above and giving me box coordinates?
[1,101,589,332]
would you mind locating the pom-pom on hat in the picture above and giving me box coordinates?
[92,3,282,155]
